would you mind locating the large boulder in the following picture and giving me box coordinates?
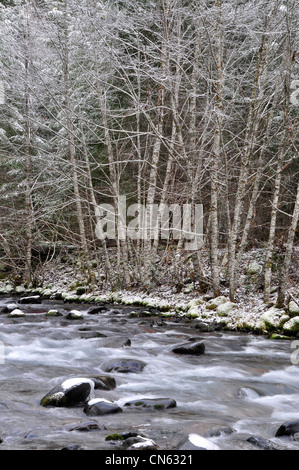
[40,378,95,407]
[275,420,299,437]
[172,341,205,356]
[95,336,131,348]
[101,358,146,374]
[84,398,122,416]
[124,398,176,411]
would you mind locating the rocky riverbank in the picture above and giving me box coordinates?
[0,268,298,339]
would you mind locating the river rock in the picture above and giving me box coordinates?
[172,341,205,355]
[1,303,18,313]
[283,317,299,335]
[95,336,131,348]
[45,309,63,317]
[40,378,95,407]
[105,432,139,442]
[7,309,26,318]
[124,398,177,411]
[90,376,116,390]
[18,295,41,304]
[178,433,220,450]
[128,436,159,450]
[69,420,106,432]
[194,322,216,332]
[101,358,146,374]
[61,445,84,450]
[275,419,299,437]
[288,301,299,317]
[87,305,109,315]
[66,310,83,320]
[84,398,122,416]
[246,435,283,450]
[205,426,236,438]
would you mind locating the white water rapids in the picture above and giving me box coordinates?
[0,296,298,450]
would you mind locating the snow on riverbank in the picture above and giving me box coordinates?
[0,247,298,337]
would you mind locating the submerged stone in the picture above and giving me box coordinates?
[95,336,131,348]
[205,426,236,438]
[246,435,283,450]
[90,376,116,390]
[124,398,177,411]
[101,358,146,374]
[172,341,205,356]
[69,420,106,432]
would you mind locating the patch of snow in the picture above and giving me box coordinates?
[188,433,220,450]
[61,378,95,391]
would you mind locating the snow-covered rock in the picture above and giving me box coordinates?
[40,378,95,407]
[206,296,227,310]
[2,303,18,313]
[246,262,261,275]
[8,309,26,318]
[45,309,63,317]
[259,308,289,331]
[178,433,220,450]
[216,301,237,317]
[282,317,299,334]
[129,436,159,450]
[66,310,83,320]
[84,398,122,416]
[288,301,299,317]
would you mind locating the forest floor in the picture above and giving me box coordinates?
[0,246,299,338]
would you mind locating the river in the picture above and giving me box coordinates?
[0,296,298,450]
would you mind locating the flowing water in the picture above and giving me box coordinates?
[0,296,298,451]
